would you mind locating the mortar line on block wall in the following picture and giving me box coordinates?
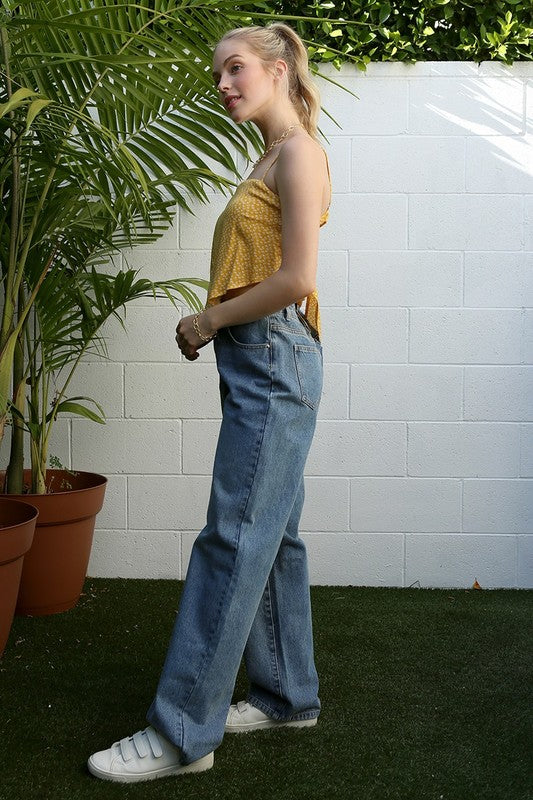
[346,191,529,198]
[407,361,527,368]
[407,305,411,363]
[518,422,523,477]
[178,418,183,475]
[405,422,410,477]
[345,133,526,139]
[522,79,527,135]
[348,480,353,533]
[402,532,407,588]
[346,360,351,421]
[406,73,411,134]
[406,304,530,311]
[386,248,512,253]
[349,134,353,193]
[125,475,129,531]
[460,478,464,534]
[346,249,351,310]
[521,193,526,250]
[344,248,350,307]
[463,136,467,193]
[406,193,410,250]
[461,250,465,307]
[520,307,526,364]
[461,366,465,423]
[122,363,126,419]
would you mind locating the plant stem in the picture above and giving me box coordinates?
[4,289,25,494]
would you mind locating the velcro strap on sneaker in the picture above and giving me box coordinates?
[132,730,149,759]
[119,735,136,763]
[145,726,164,758]
[118,727,164,762]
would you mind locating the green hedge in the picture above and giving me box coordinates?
[233,1,532,69]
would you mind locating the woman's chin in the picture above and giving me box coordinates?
[230,110,248,124]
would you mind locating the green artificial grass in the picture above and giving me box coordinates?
[1,580,532,800]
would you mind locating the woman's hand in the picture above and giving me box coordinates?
[175,312,216,361]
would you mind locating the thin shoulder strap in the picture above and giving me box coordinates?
[322,148,331,189]
[261,152,281,182]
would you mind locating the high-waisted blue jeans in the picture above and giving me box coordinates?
[146,304,323,764]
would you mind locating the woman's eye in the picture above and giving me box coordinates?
[213,63,242,87]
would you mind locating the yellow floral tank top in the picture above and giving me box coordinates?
[206,151,330,339]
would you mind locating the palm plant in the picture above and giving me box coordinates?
[1,0,266,493]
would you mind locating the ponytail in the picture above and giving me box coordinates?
[217,23,321,140]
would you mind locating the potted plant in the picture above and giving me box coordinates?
[0,497,38,655]
[0,1,261,614]
[8,268,210,615]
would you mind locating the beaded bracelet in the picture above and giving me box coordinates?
[193,313,217,343]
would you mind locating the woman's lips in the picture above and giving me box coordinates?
[226,96,241,111]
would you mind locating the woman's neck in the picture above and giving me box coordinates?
[252,99,302,150]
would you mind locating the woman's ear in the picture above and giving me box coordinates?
[274,58,288,81]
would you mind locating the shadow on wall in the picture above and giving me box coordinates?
[415,73,530,188]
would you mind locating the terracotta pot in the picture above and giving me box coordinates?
[1,470,107,616]
[0,498,39,657]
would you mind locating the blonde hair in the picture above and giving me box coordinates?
[217,23,321,140]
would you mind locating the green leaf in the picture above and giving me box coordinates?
[25,98,53,132]
[7,404,26,424]
[0,87,41,118]
[54,398,106,424]
[379,3,391,24]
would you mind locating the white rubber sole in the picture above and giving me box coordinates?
[87,750,214,783]
[225,717,318,734]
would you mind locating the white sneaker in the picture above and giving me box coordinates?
[225,701,318,733]
[87,726,214,783]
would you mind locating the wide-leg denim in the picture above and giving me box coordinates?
[146,304,323,764]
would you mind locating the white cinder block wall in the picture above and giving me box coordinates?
[62,61,533,588]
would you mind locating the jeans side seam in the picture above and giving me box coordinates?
[264,577,283,698]
[235,334,273,529]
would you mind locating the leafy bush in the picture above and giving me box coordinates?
[235,1,533,69]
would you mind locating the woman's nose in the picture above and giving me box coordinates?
[217,73,230,92]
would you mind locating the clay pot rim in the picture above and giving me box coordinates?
[1,469,107,497]
[0,497,40,528]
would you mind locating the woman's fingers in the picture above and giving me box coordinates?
[175,317,201,360]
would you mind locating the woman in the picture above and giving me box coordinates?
[88,21,331,783]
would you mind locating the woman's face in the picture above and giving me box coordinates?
[212,39,280,124]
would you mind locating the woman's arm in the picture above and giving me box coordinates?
[176,137,326,360]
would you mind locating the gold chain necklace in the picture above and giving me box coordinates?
[253,123,302,167]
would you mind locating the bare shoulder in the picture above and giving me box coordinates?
[277,133,325,177]
[275,134,327,207]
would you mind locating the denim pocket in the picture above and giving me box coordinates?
[295,306,320,343]
[293,344,322,410]
[227,319,270,348]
